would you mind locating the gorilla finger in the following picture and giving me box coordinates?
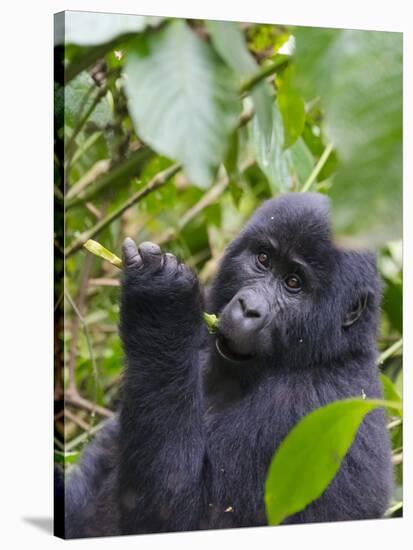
[164,252,179,271]
[138,241,164,271]
[122,238,142,268]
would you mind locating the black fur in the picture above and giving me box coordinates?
[63,193,392,538]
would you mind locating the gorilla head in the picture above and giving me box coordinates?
[208,193,381,370]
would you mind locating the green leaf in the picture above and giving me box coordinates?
[294,28,402,245]
[64,11,163,46]
[206,20,273,148]
[382,277,403,334]
[124,20,241,188]
[54,450,79,465]
[277,68,305,149]
[286,137,314,187]
[251,104,313,193]
[65,71,113,131]
[380,374,402,407]
[251,103,291,193]
[265,398,401,525]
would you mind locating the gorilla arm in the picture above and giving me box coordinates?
[118,239,205,534]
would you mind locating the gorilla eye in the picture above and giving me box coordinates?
[284,274,302,292]
[257,252,270,268]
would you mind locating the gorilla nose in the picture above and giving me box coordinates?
[218,290,269,358]
[238,296,263,319]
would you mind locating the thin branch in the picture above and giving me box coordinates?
[384,501,402,518]
[377,338,403,365]
[64,408,91,432]
[240,55,290,94]
[64,289,113,421]
[182,160,255,227]
[387,418,402,430]
[65,419,107,452]
[54,437,65,451]
[66,147,153,208]
[65,392,113,419]
[65,163,181,257]
[66,159,111,201]
[66,254,93,394]
[300,142,334,193]
[157,159,255,246]
[89,277,120,287]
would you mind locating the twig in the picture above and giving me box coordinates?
[66,255,93,394]
[66,147,153,208]
[65,419,108,452]
[89,277,120,287]
[54,437,65,451]
[392,452,403,466]
[157,158,255,246]
[65,392,113,419]
[65,289,113,422]
[66,159,111,201]
[384,501,402,517]
[240,55,290,94]
[300,143,334,193]
[377,338,403,365]
[387,418,402,430]
[65,408,91,432]
[65,163,181,256]
[180,159,255,227]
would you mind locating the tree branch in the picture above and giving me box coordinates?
[65,163,181,256]
[66,147,152,208]
[300,142,334,193]
[377,338,403,365]
[240,54,290,94]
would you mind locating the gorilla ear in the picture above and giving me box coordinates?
[342,294,369,327]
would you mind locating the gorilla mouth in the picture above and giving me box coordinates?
[215,336,255,363]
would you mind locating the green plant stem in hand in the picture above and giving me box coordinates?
[83,239,220,331]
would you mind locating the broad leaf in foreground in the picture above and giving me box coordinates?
[124,20,241,188]
[265,398,401,525]
[294,28,402,245]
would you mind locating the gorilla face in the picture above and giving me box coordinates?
[208,193,379,368]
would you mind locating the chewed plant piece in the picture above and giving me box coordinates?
[203,312,220,334]
[83,239,123,269]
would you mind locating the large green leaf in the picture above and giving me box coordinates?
[251,103,314,193]
[124,20,241,188]
[265,398,401,525]
[206,20,274,148]
[64,11,162,46]
[294,28,402,245]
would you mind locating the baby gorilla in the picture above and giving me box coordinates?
[63,193,392,538]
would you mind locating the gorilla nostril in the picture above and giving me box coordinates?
[238,297,261,318]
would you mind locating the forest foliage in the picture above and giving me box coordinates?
[54,13,403,522]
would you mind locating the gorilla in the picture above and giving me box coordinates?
[61,193,392,538]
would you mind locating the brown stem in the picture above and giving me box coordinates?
[66,253,94,394]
